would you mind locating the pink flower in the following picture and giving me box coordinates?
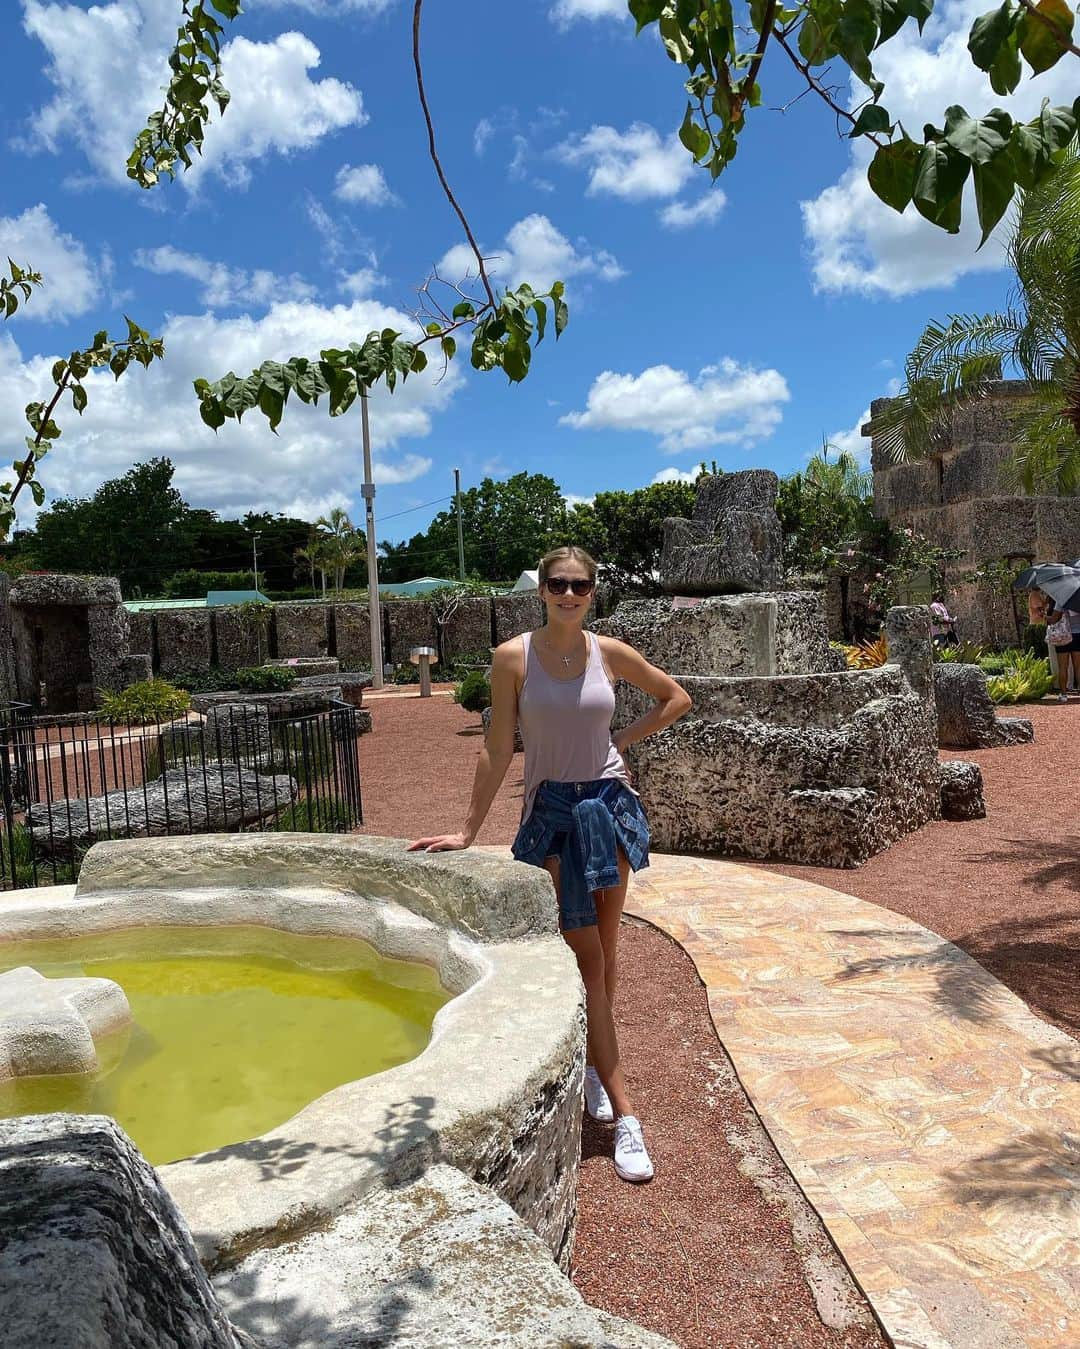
[875,571,883,579]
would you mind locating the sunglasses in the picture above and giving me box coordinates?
[543,576,595,597]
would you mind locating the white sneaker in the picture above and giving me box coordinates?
[614,1115,654,1183]
[584,1066,614,1123]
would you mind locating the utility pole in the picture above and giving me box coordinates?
[250,531,261,595]
[454,467,465,582]
[360,390,385,689]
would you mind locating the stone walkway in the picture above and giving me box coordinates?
[627,854,1080,1349]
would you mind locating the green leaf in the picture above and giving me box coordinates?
[209,0,242,18]
[1009,120,1048,188]
[679,103,711,161]
[451,300,475,319]
[441,335,457,360]
[1039,98,1076,152]
[1018,0,1074,73]
[913,140,970,231]
[551,280,569,338]
[972,152,1016,243]
[988,30,1023,94]
[71,384,88,414]
[943,105,1012,164]
[849,103,892,138]
[798,14,831,61]
[836,0,880,86]
[867,137,921,212]
[29,481,45,507]
[968,1,1020,69]
[628,0,666,30]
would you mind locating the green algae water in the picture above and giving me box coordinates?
[0,925,449,1165]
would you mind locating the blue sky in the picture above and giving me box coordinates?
[1,0,1066,556]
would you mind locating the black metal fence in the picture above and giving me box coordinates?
[0,698,363,890]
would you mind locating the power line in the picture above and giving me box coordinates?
[378,494,454,524]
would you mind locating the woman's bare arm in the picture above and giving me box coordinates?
[598,636,692,754]
[408,640,522,851]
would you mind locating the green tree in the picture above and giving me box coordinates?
[314,507,362,594]
[566,479,700,593]
[381,473,568,581]
[777,444,875,572]
[868,145,1080,493]
[30,458,191,592]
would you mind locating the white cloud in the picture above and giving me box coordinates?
[659,191,727,230]
[555,123,692,200]
[0,293,459,529]
[0,204,99,321]
[474,118,495,156]
[801,0,1077,296]
[133,245,317,309]
[825,407,873,469]
[333,163,397,206]
[438,213,624,293]
[551,0,627,23]
[564,492,595,508]
[339,266,385,298]
[651,467,699,484]
[561,359,790,452]
[21,1,364,190]
[256,0,395,11]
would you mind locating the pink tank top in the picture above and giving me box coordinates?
[517,630,631,821]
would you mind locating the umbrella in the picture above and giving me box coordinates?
[1013,562,1080,611]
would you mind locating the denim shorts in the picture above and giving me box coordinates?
[511,778,650,931]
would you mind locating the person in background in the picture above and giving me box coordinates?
[1045,591,1080,701]
[929,594,958,649]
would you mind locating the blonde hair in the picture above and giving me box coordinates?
[537,545,598,585]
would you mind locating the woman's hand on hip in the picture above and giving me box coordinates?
[407,832,471,852]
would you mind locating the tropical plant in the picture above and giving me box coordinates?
[842,635,890,667]
[234,666,296,692]
[1022,620,1049,651]
[314,508,363,595]
[986,649,1054,700]
[98,679,191,725]
[935,639,988,663]
[869,144,1080,493]
[778,443,874,573]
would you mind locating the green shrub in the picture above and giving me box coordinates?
[936,640,985,665]
[978,653,1009,675]
[272,794,354,832]
[986,650,1054,704]
[170,667,237,693]
[390,663,420,685]
[99,679,191,725]
[1022,622,1048,653]
[234,666,296,692]
[455,670,492,712]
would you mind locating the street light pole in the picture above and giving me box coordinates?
[361,390,385,689]
[454,467,465,582]
[251,532,261,595]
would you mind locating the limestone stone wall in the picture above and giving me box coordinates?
[493,592,541,645]
[155,609,212,677]
[385,599,438,666]
[439,595,493,663]
[334,602,371,670]
[870,381,1080,646]
[213,606,264,670]
[10,575,131,712]
[126,608,154,662]
[274,603,330,659]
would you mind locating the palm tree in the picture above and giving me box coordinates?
[293,544,318,596]
[314,508,362,595]
[869,145,1080,495]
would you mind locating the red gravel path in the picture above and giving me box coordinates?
[758,700,1080,1039]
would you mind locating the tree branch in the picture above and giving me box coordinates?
[412,0,496,311]
[11,373,70,506]
[774,29,885,146]
[1017,0,1080,58]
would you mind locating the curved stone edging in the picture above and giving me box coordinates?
[0,835,585,1274]
[628,853,1080,1349]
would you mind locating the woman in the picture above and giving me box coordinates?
[1046,592,1080,700]
[929,594,957,649]
[410,545,691,1183]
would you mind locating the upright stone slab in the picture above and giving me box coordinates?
[0,1114,239,1349]
[493,592,542,645]
[125,610,154,665]
[155,608,212,678]
[660,470,783,595]
[274,603,330,659]
[934,662,1034,748]
[334,602,371,670]
[439,595,493,664]
[595,594,778,676]
[385,600,437,666]
[204,702,272,762]
[212,606,263,671]
[774,591,843,673]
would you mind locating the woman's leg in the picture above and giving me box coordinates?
[561,922,635,1120]
[594,850,631,1010]
[1071,650,1080,691]
[1059,649,1072,694]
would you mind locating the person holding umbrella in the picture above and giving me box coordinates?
[1016,563,1080,700]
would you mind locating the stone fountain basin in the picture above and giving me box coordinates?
[0,834,584,1273]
